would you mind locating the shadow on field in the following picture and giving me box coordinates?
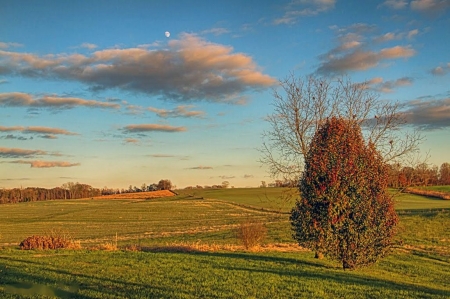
[1,252,449,298]
[182,251,450,298]
[0,255,186,299]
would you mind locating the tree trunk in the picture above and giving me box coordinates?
[314,251,324,259]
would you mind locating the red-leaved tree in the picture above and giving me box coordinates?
[290,117,398,269]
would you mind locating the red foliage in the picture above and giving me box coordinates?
[291,117,398,269]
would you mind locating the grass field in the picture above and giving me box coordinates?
[1,188,449,298]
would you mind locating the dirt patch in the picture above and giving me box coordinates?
[93,190,175,200]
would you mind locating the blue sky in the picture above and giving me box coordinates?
[1,0,449,189]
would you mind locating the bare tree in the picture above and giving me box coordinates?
[260,74,423,181]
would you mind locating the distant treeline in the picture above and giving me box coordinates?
[0,179,173,204]
[0,184,100,204]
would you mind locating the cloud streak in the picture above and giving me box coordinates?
[147,105,205,118]
[0,34,275,104]
[0,92,120,110]
[318,45,415,73]
[0,125,79,138]
[188,166,213,170]
[9,160,81,168]
[274,0,336,25]
[0,147,47,158]
[123,124,187,133]
[401,97,450,130]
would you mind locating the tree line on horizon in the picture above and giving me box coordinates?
[0,179,173,204]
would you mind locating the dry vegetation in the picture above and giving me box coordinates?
[94,190,175,199]
[404,188,450,200]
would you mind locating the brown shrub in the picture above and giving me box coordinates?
[236,220,267,250]
[19,231,80,250]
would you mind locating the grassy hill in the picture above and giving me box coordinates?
[0,188,449,298]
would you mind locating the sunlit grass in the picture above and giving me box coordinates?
[1,188,449,298]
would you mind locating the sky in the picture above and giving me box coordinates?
[1,0,449,189]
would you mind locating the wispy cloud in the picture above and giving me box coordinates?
[201,27,230,36]
[431,62,450,75]
[80,43,98,50]
[0,92,120,110]
[0,125,79,138]
[0,134,30,141]
[318,23,417,74]
[411,0,450,15]
[274,0,336,25]
[318,45,415,74]
[0,42,22,49]
[0,147,47,158]
[379,0,408,10]
[243,174,254,179]
[401,97,450,130]
[188,166,213,170]
[147,105,205,118]
[9,160,80,168]
[380,0,450,14]
[218,175,235,179]
[361,76,413,93]
[0,34,275,104]
[124,138,139,144]
[123,124,187,133]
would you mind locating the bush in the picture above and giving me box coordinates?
[291,117,398,269]
[19,232,79,250]
[236,219,267,249]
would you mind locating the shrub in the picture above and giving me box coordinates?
[19,231,80,250]
[291,117,398,269]
[236,219,267,249]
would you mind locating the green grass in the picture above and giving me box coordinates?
[177,187,450,212]
[0,247,449,298]
[1,188,449,298]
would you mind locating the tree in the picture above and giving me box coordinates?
[157,179,172,190]
[290,117,398,269]
[221,181,230,188]
[260,75,422,182]
[439,162,450,185]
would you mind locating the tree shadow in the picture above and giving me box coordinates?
[0,255,181,299]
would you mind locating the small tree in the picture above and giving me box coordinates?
[291,117,398,269]
[157,179,172,190]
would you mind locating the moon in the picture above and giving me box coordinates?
[165,31,170,38]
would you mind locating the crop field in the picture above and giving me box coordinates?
[0,188,449,298]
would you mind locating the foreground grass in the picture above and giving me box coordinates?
[1,188,449,298]
[0,248,449,298]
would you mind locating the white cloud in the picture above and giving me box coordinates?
[0,34,275,104]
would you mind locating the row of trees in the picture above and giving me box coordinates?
[0,179,174,204]
[259,162,450,189]
[0,183,101,204]
[100,179,173,195]
[388,162,450,188]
